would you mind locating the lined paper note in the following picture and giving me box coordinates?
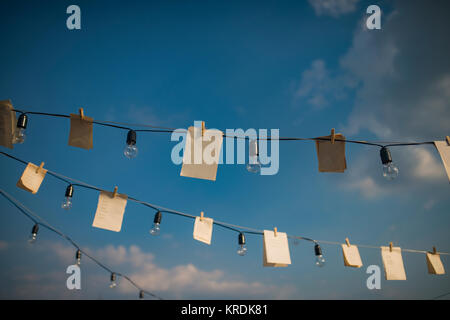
[263,230,291,267]
[92,191,128,232]
[381,246,407,280]
[434,141,450,182]
[0,100,15,149]
[180,126,223,181]
[68,114,94,150]
[193,216,214,245]
[16,163,47,194]
[341,244,363,268]
[315,133,347,172]
[426,253,445,275]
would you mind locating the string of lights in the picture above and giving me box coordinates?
[0,187,163,300]
[1,150,448,263]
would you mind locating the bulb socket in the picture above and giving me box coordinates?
[65,185,74,198]
[31,224,39,235]
[17,113,28,129]
[380,147,392,165]
[249,139,259,157]
[314,243,322,256]
[126,130,137,145]
[153,211,162,224]
[139,291,144,299]
[238,233,246,245]
[76,249,82,260]
[110,273,116,282]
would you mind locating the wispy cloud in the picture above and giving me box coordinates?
[308,0,359,18]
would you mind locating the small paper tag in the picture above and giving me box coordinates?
[341,244,363,268]
[68,113,94,150]
[315,133,347,172]
[193,216,214,245]
[426,253,445,275]
[381,246,407,280]
[92,191,128,232]
[434,141,450,182]
[0,100,16,149]
[263,230,291,267]
[16,162,47,194]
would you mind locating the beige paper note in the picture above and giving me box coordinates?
[341,244,363,268]
[68,114,94,150]
[0,99,16,149]
[180,126,223,181]
[426,253,445,275]
[381,246,407,280]
[315,133,347,172]
[92,191,128,232]
[263,230,291,267]
[16,163,47,194]
[193,216,214,245]
[434,141,450,182]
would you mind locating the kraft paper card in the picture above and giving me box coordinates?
[426,253,445,275]
[341,244,363,268]
[263,230,291,267]
[92,191,128,232]
[16,162,47,194]
[193,216,214,245]
[0,99,16,149]
[68,113,94,150]
[180,126,223,181]
[434,141,450,182]
[315,133,347,172]
[381,246,407,280]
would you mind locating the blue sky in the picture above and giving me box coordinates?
[0,0,449,299]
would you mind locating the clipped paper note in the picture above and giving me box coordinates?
[92,191,128,232]
[68,113,93,150]
[315,133,347,172]
[193,216,214,245]
[180,125,223,181]
[263,230,291,267]
[16,162,47,194]
[381,246,406,280]
[426,253,445,275]
[434,141,450,182]
[0,99,16,149]
[341,244,363,268]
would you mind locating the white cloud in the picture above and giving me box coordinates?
[308,0,359,18]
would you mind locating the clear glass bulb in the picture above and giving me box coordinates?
[76,258,81,266]
[61,197,72,210]
[382,163,399,180]
[246,155,261,173]
[124,144,138,159]
[315,255,326,267]
[13,128,26,144]
[149,222,160,236]
[110,281,117,288]
[237,244,248,256]
[28,233,37,244]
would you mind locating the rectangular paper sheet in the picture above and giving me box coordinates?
[193,216,214,245]
[16,162,47,194]
[434,141,450,182]
[263,230,291,267]
[92,191,128,232]
[315,133,347,172]
[68,114,94,150]
[0,99,16,149]
[426,253,445,275]
[381,246,407,280]
[180,126,223,181]
[341,244,363,268]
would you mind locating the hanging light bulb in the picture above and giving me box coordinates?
[28,224,39,244]
[236,233,248,256]
[75,249,82,266]
[149,211,162,236]
[246,139,261,173]
[124,130,138,159]
[13,113,28,144]
[380,147,399,180]
[110,272,117,288]
[61,184,74,210]
[314,243,325,267]
[139,290,144,299]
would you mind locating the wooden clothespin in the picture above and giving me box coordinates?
[432,246,437,255]
[345,237,351,247]
[201,121,206,137]
[79,108,85,120]
[112,186,118,198]
[36,162,45,174]
[330,128,336,144]
[273,227,278,237]
[200,211,204,221]
[446,136,450,146]
[389,242,393,252]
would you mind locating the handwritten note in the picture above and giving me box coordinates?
[92,191,128,232]
[68,113,94,150]
[381,246,407,280]
[263,230,291,267]
[193,216,214,245]
[341,244,363,268]
[16,162,47,194]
